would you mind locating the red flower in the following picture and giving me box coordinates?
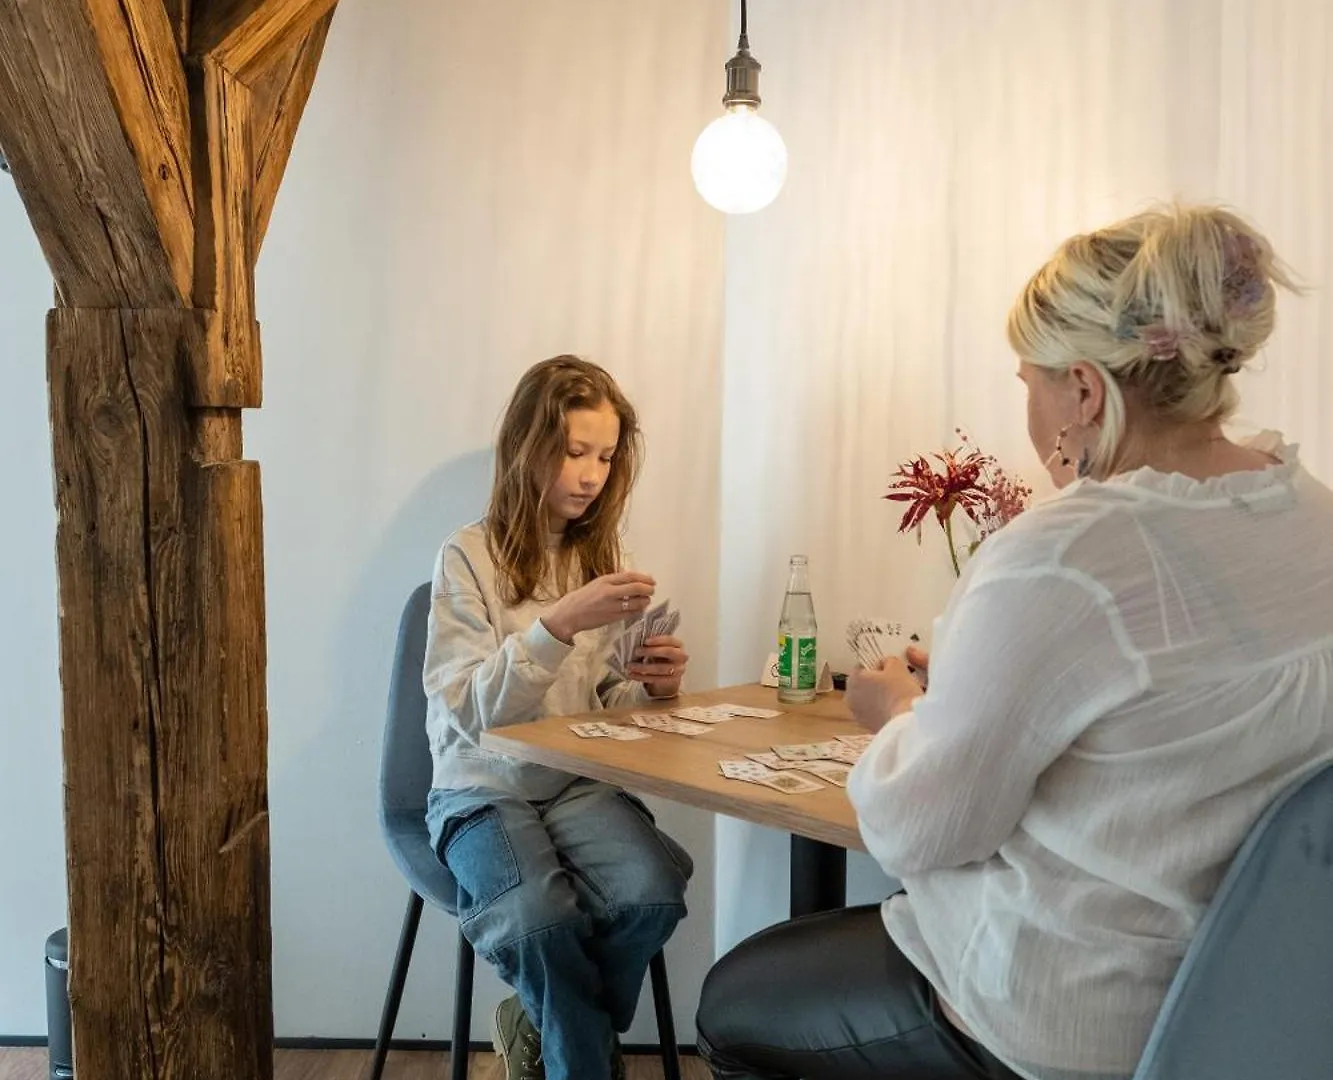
[885,431,1032,577]
[885,447,990,536]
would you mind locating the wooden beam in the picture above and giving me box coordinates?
[189,0,337,77]
[0,1,185,306]
[164,0,192,53]
[190,58,262,406]
[250,8,333,252]
[50,305,272,1080]
[84,0,195,298]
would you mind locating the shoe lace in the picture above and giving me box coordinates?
[521,1028,543,1075]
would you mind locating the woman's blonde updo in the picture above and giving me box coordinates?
[1007,204,1299,472]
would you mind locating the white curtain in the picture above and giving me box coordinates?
[251,0,726,1039]
[716,0,1333,950]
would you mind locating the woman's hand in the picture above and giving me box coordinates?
[905,644,930,681]
[543,571,655,644]
[846,649,928,732]
[630,635,689,698]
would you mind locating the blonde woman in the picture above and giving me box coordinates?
[425,357,692,1080]
[696,206,1333,1080]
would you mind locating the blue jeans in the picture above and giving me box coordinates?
[426,778,692,1080]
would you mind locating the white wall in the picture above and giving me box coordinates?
[0,171,66,1035]
[714,0,1333,952]
[252,0,725,1043]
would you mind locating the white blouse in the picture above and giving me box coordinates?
[848,435,1333,1080]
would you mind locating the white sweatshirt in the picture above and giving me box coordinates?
[424,521,647,800]
[848,435,1333,1080]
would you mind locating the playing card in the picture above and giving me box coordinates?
[603,724,651,740]
[846,617,905,669]
[569,721,650,740]
[609,599,680,679]
[608,621,642,678]
[751,770,824,794]
[799,761,852,787]
[648,602,680,641]
[771,740,846,762]
[671,705,735,724]
[717,759,777,781]
[629,713,710,736]
[834,733,876,751]
[818,743,865,765]
[745,751,817,771]
[720,704,783,719]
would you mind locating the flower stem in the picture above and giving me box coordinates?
[944,513,962,577]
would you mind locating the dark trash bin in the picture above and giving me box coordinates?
[44,928,72,1079]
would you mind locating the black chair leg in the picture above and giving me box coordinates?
[649,950,681,1080]
[368,891,425,1080]
[450,926,476,1080]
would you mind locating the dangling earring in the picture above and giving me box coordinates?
[1076,446,1092,478]
[1054,424,1073,468]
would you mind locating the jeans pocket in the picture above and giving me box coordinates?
[441,806,521,921]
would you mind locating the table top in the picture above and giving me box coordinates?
[481,684,867,851]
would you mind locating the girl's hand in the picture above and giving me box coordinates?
[630,635,689,698]
[846,655,926,732]
[544,572,655,643]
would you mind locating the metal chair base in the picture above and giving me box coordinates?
[367,888,681,1080]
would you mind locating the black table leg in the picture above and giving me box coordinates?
[789,835,847,917]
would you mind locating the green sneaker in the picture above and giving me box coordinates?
[493,994,544,1080]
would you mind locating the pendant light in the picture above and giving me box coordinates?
[691,0,787,214]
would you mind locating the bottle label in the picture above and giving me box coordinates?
[778,634,817,690]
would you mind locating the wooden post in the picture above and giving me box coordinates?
[49,307,272,1079]
[0,2,336,1077]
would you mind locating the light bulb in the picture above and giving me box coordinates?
[691,104,788,215]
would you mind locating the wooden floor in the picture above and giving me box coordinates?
[0,1047,710,1080]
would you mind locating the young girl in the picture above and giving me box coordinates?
[423,356,693,1080]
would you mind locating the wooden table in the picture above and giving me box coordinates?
[482,684,865,917]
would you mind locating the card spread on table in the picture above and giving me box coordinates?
[798,761,852,787]
[671,703,784,724]
[834,733,876,752]
[721,704,783,718]
[629,712,710,736]
[771,740,844,762]
[717,758,777,782]
[568,721,651,741]
[717,759,825,794]
[609,599,681,679]
[745,751,818,771]
[670,705,735,724]
[751,770,824,794]
[771,740,863,765]
[818,743,864,765]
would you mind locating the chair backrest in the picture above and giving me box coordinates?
[378,582,435,824]
[1133,760,1333,1080]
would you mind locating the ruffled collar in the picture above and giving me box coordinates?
[1074,430,1301,504]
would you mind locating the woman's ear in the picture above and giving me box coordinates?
[1069,361,1107,427]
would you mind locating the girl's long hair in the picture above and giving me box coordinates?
[486,356,642,605]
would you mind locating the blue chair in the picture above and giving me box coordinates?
[368,582,683,1080]
[1133,760,1333,1080]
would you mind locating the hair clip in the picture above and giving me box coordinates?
[1142,326,1180,361]
[1222,232,1266,314]
[1213,346,1243,375]
[1112,311,1137,341]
